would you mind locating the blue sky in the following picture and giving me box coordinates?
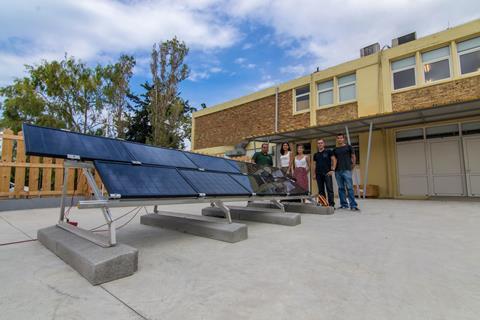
[1,0,479,110]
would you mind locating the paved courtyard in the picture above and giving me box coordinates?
[0,199,479,320]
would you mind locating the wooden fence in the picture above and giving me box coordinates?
[0,129,102,199]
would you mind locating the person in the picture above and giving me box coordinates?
[333,133,359,211]
[252,143,273,167]
[279,142,293,175]
[293,144,310,193]
[313,139,336,207]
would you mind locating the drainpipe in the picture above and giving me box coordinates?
[275,87,279,133]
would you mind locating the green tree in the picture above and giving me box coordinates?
[149,37,190,148]
[103,55,136,138]
[125,82,153,143]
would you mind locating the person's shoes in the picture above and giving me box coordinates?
[351,207,360,212]
[338,206,349,210]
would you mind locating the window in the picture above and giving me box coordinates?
[422,46,451,83]
[462,122,480,136]
[391,56,416,90]
[396,128,424,142]
[295,85,310,112]
[457,36,480,75]
[338,74,356,102]
[317,80,333,107]
[425,124,459,139]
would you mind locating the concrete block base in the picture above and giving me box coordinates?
[141,212,247,243]
[247,202,334,215]
[202,206,301,226]
[38,226,138,285]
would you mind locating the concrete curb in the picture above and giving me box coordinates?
[202,206,301,226]
[38,225,138,285]
[247,202,334,214]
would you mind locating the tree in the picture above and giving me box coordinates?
[103,55,135,138]
[0,55,135,135]
[125,82,153,143]
[149,37,190,148]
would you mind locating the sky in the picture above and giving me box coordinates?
[0,0,479,110]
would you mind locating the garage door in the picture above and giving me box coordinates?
[396,139,429,196]
[463,135,480,196]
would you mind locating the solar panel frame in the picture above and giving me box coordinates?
[124,141,198,169]
[183,152,241,173]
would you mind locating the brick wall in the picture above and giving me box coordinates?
[278,90,310,132]
[194,94,276,149]
[316,102,358,125]
[391,75,480,112]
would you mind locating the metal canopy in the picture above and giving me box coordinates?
[253,100,480,143]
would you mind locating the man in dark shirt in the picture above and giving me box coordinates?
[313,139,336,207]
[252,143,273,167]
[333,133,359,211]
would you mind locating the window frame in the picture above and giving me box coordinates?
[316,79,334,108]
[457,43,480,75]
[421,46,452,84]
[391,56,417,91]
[294,85,311,113]
[337,73,356,103]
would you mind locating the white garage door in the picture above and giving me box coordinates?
[463,135,480,197]
[427,138,464,196]
[396,140,429,196]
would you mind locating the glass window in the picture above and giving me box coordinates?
[457,37,480,74]
[422,46,451,83]
[317,80,333,106]
[396,128,424,142]
[338,74,356,102]
[391,56,416,90]
[295,86,310,112]
[462,122,480,135]
[426,124,459,139]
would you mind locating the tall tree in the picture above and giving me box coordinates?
[149,37,190,147]
[103,55,135,138]
[125,82,153,143]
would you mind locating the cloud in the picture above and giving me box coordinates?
[280,64,309,76]
[0,0,240,84]
[254,80,276,91]
[189,70,210,82]
[234,57,256,69]
[234,57,247,64]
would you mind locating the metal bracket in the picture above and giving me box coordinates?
[270,199,285,212]
[212,200,232,224]
[58,160,116,247]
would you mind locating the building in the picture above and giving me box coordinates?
[191,19,480,199]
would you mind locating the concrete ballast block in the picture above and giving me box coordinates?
[247,202,334,215]
[141,212,247,243]
[202,206,301,226]
[38,225,138,285]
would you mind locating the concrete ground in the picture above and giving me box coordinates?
[0,199,479,320]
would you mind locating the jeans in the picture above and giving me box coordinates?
[316,173,335,207]
[335,170,358,208]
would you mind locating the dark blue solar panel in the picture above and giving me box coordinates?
[94,161,198,198]
[23,123,131,162]
[124,142,197,169]
[179,169,250,196]
[183,152,240,173]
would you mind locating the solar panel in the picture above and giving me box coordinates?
[178,169,251,196]
[124,142,197,169]
[94,161,198,198]
[23,123,131,162]
[184,152,240,173]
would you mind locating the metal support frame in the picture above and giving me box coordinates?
[212,200,232,223]
[363,121,374,199]
[270,199,286,212]
[57,160,116,247]
[345,125,361,198]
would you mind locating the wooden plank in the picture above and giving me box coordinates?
[0,162,63,168]
[42,158,53,192]
[0,133,24,140]
[0,190,77,197]
[28,156,41,192]
[67,168,75,193]
[54,159,64,192]
[0,129,14,193]
[14,131,26,198]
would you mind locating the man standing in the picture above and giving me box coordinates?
[252,143,273,167]
[313,139,336,207]
[333,133,359,211]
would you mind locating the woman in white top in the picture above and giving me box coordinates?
[279,142,293,175]
[293,144,310,192]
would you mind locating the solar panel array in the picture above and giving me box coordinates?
[23,123,308,199]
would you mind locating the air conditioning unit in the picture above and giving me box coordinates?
[360,43,380,57]
[392,32,416,47]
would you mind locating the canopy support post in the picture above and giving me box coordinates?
[363,121,374,199]
[345,125,361,199]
